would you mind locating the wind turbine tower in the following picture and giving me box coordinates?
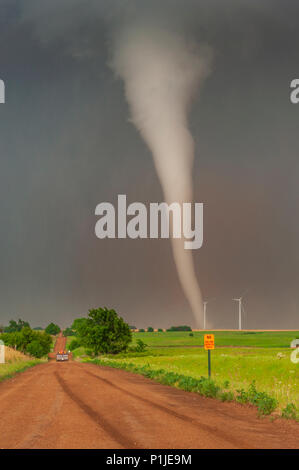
[233,297,243,330]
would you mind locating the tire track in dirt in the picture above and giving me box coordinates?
[54,370,138,449]
[77,363,251,449]
[1,361,298,449]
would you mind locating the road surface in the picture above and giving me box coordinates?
[0,361,298,449]
[48,332,67,360]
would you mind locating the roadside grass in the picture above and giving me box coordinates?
[4,346,30,362]
[86,346,299,419]
[66,336,76,349]
[71,346,87,359]
[0,346,43,382]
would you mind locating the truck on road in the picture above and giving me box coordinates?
[56,351,69,361]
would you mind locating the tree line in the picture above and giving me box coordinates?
[0,311,193,360]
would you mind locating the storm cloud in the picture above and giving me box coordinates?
[0,0,298,329]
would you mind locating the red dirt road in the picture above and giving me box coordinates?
[53,332,67,354]
[48,332,68,360]
[0,361,298,449]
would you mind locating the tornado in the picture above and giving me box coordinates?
[110,22,212,327]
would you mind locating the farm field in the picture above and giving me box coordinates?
[132,330,299,348]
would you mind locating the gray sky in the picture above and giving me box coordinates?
[0,0,298,328]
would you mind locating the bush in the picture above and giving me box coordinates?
[167,325,192,332]
[1,327,52,358]
[74,307,132,355]
[63,327,75,337]
[26,340,45,358]
[223,380,230,389]
[139,328,145,332]
[69,339,81,351]
[195,377,220,398]
[147,327,154,332]
[45,323,61,335]
[157,328,163,332]
[236,381,277,416]
[91,359,220,400]
[189,333,194,337]
[282,403,297,420]
[219,391,234,402]
[135,339,148,352]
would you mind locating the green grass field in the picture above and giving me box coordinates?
[100,347,298,411]
[70,330,299,416]
[133,330,299,348]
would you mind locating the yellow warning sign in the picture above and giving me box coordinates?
[204,334,215,350]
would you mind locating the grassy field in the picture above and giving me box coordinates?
[97,346,298,411]
[133,330,299,348]
[0,346,42,382]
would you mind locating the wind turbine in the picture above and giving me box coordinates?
[233,288,250,330]
[233,297,243,330]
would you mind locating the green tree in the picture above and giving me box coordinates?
[4,320,18,333]
[75,307,132,355]
[1,327,51,358]
[71,318,88,333]
[4,319,30,333]
[63,327,75,337]
[147,327,154,332]
[45,323,61,335]
[69,338,81,351]
[26,340,45,358]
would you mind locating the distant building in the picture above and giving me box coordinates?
[290,339,299,349]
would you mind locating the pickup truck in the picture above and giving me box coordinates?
[56,351,69,361]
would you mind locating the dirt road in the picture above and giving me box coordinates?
[48,332,67,360]
[53,332,67,354]
[0,361,298,449]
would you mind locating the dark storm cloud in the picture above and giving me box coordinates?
[0,0,298,328]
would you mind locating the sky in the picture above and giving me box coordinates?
[0,0,298,329]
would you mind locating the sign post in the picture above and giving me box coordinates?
[204,334,215,378]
